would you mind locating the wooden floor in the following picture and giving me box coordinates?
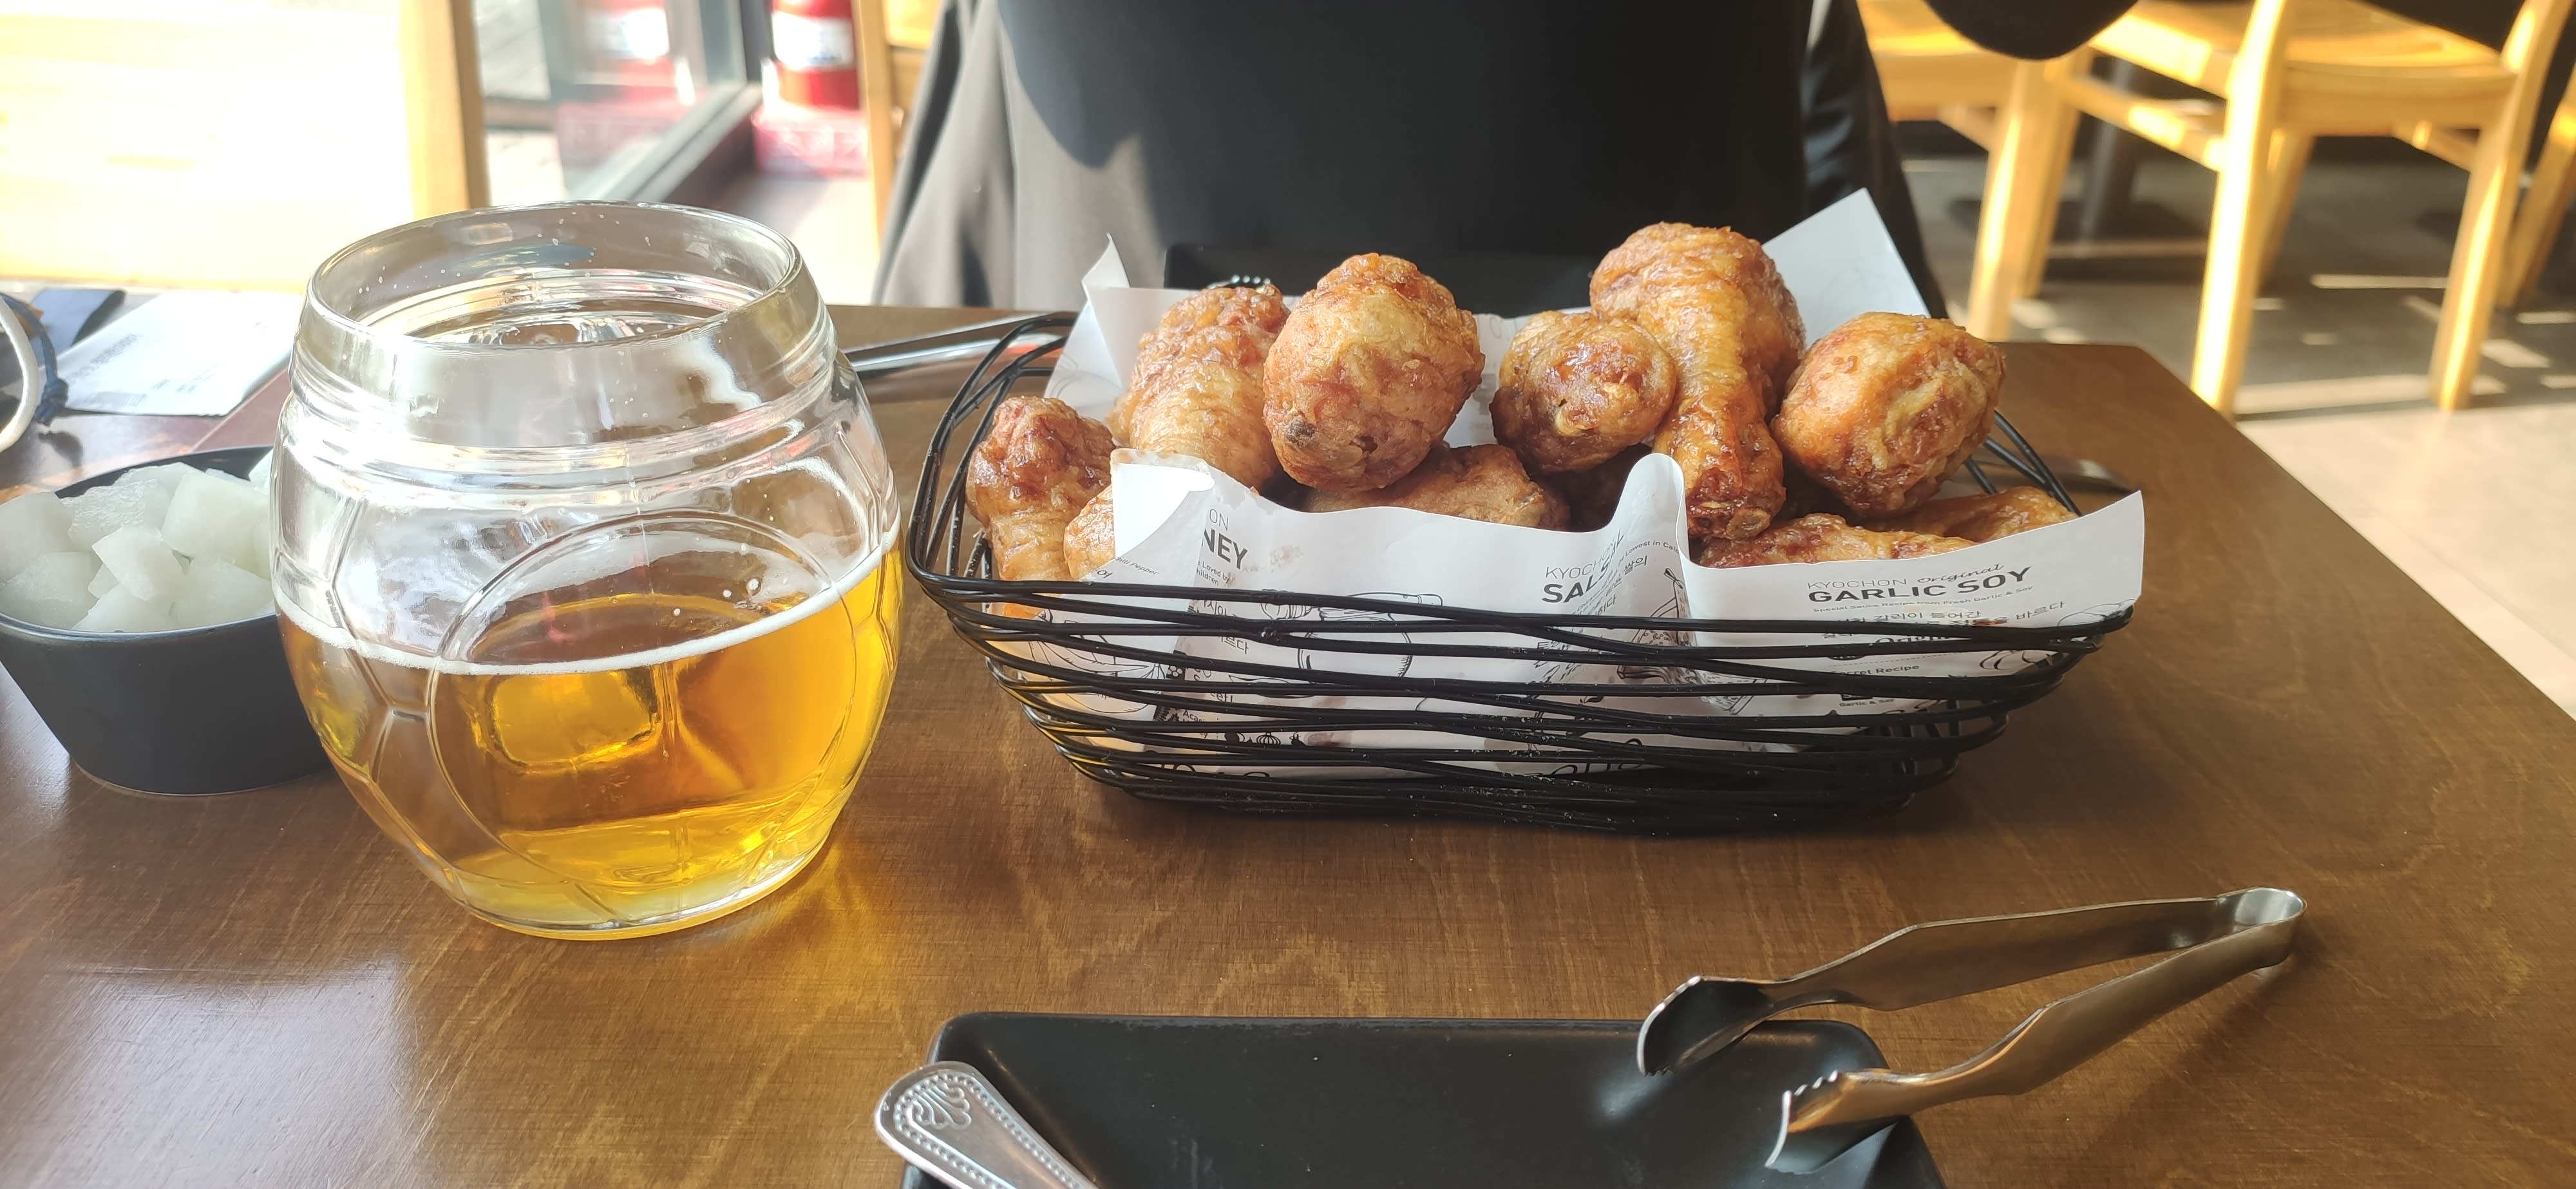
[1909,154,2576,409]
[1909,152,2576,716]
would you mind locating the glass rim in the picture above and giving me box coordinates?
[299,199,810,354]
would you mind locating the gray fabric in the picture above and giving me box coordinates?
[874,0,1014,307]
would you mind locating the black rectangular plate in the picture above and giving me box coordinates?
[901,1013,1942,1188]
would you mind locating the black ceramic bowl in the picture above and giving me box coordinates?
[0,446,328,794]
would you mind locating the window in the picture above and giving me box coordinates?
[476,0,764,205]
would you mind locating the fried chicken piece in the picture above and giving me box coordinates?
[1694,513,1973,568]
[1262,254,1484,493]
[1869,486,2073,542]
[1112,284,1289,488]
[1555,444,1648,531]
[1591,224,1804,542]
[1774,312,2005,518]
[1780,462,1852,522]
[1061,488,1117,578]
[1493,310,1680,474]
[965,394,1114,583]
[1303,443,1569,529]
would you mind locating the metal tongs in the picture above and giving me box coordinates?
[841,314,1054,379]
[1636,887,2304,1174]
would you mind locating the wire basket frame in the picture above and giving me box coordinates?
[900,314,2130,833]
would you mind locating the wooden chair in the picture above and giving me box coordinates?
[1863,0,2058,299]
[2504,91,2576,304]
[1862,0,2067,296]
[1860,0,2015,147]
[856,0,934,233]
[1965,0,2576,414]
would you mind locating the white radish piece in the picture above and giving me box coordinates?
[0,551,100,628]
[158,467,265,565]
[114,462,195,501]
[74,586,176,634]
[236,514,274,579]
[93,525,186,602]
[173,556,272,626]
[65,482,174,549]
[0,492,74,580]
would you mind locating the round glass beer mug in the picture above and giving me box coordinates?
[275,203,901,938]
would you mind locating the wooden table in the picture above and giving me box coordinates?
[3,307,2570,1186]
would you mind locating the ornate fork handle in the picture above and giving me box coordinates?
[876,1062,1103,1189]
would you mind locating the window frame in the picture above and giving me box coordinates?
[495,0,771,205]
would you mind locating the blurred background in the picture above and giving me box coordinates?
[0,0,929,296]
[1,0,2571,713]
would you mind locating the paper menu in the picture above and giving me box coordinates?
[56,290,300,417]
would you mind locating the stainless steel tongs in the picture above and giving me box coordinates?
[841,314,1053,378]
[1636,887,2304,1174]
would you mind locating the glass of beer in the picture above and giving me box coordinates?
[274,202,901,938]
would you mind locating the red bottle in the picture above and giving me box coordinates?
[771,0,861,109]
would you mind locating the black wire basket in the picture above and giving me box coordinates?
[902,314,2132,833]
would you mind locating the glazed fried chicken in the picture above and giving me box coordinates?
[1693,513,1973,568]
[1774,312,2005,518]
[1263,254,1484,493]
[1303,443,1569,529]
[1555,444,1649,531]
[965,394,1115,583]
[1590,223,1804,542]
[1061,488,1116,578]
[1113,284,1289,488]
[1493,310,1680,475]
[1868,485,2073,542]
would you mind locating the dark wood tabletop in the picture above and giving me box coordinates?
[2,306,2570,1187]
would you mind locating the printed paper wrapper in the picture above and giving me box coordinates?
[1008,193,2143,770]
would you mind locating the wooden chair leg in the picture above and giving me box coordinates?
[2504,97,2576,307]
[855,0,900,238]
[1967,56,2084,339]
[2255,131,2314,287]
[2190,124,2285,415]
[2187,0,2292,416]
[2430,108,2529,410]
[2017,184,2060,300]
[2015,109,2076,300]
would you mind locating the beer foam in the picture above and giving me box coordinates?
[277,534,892,677]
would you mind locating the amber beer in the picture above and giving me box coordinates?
[281,561,900,938]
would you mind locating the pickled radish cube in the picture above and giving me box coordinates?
[93,525,186,602]
[173,556,271,626]
[0,552,100,628]
[246,450,275,489]
[238,515,273,578]
[74,586,175,634]
[87,566,119,598]
[158,467,265,564]
[65,482,175,549]
[0,492,74,579]
[114,462,196,502]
